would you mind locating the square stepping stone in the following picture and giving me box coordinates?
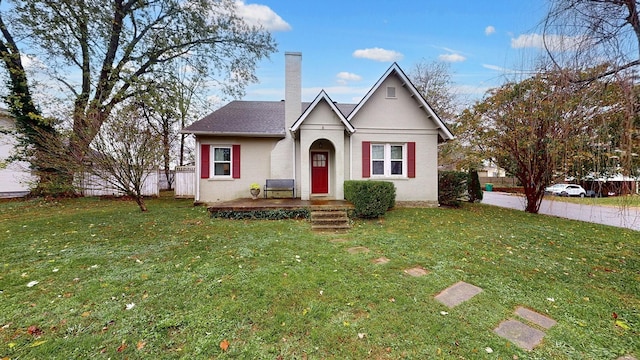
[494,319,546,351]
[346,246,370,254]
[617,356,637,360]
[515,307,557,329]
[434,281,483,308]
[372,257,390,265]
[404,266,429,277]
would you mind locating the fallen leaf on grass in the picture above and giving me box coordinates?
[27,325,43,337]
[117,342,127,352]
[136,340,146,350]
[615,320,630,330]
[220,339,230,351]
[30,340,47,347]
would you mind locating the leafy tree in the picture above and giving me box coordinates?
[0,0,276,194]
[544,0,640,178]
[0,4,64,194]
[467,68,614,213]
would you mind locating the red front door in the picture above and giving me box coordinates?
[311,152,329,194]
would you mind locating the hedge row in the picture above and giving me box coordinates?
[209,209,310,220]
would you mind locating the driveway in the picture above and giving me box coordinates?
[482,191,640,232]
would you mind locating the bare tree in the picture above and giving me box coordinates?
[87,104,162,212]
[409,60,464,169]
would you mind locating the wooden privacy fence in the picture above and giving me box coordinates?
[174,166,195,198]
[77,170,159,197]
[479,176,519,187]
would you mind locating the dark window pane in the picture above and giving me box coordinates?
[214,163,230,176]
[372,161,384,175]
[391,161,403,175]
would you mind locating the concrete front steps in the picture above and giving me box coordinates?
[310,207,350,231]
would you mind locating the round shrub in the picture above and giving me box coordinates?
[344,180,396,218]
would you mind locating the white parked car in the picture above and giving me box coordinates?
[545,183,586,197]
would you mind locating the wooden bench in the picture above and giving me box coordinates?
[264,179,295,198]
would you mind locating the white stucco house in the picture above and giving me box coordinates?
[0,109,34,198]
[183,52,453,204]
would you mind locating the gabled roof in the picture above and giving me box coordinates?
[347,63,454,142]
[290,90,356,134]
[183,100,358,137]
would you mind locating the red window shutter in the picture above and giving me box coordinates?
[408,142,416,178]
[362,141,371,178]
[200,144,210,179]
[232,144,241,179]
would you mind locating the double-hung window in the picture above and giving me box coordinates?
[213,147,232,177]
[200,144,241,179]
[371,143,405,177]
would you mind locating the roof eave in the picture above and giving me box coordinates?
[181,130,286,138]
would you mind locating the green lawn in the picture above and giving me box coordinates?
[544,194,640,207]
[0,196,638,359]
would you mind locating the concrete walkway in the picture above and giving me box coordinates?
[482,191,640,231]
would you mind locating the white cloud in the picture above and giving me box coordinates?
[485,26,495,36]
[511,33,587,52]
[482,63,531,76]
[20,54,46,70]
[438,53,466,63]
[336,72,362,85]
[235,1,291,31]
[482,64,511,72]
[352,48,404,62]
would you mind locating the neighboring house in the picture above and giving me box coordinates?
[183,52,453,204]
[0,109,34,198]
[479,160,507,178]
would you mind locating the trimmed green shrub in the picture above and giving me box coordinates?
[467,169,483,203]
[438,171,467,207]
[344,180,396,218]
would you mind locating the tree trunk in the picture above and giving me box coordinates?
[135,195,148,212]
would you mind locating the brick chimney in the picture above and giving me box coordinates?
[284,52,302,130]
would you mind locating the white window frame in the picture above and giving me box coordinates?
[371,143,406,177]
[211,145,233,179]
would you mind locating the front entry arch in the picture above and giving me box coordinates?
[311,151,329,194]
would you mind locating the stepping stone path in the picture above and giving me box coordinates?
[514,307,557,329]
[435,281,483,308]
[371,257,390,265]
[346,246,370,254]
[493,307,557,351]
[403,266,429,277]
[494,319,546,351]
[342,246,635,357]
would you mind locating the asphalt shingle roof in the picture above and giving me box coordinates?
[183,100,357,137]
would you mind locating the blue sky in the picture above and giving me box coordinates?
[237,0,551,105]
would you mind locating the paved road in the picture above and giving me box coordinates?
[482,191,640,232]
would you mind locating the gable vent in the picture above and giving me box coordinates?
[386,86,396,98]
